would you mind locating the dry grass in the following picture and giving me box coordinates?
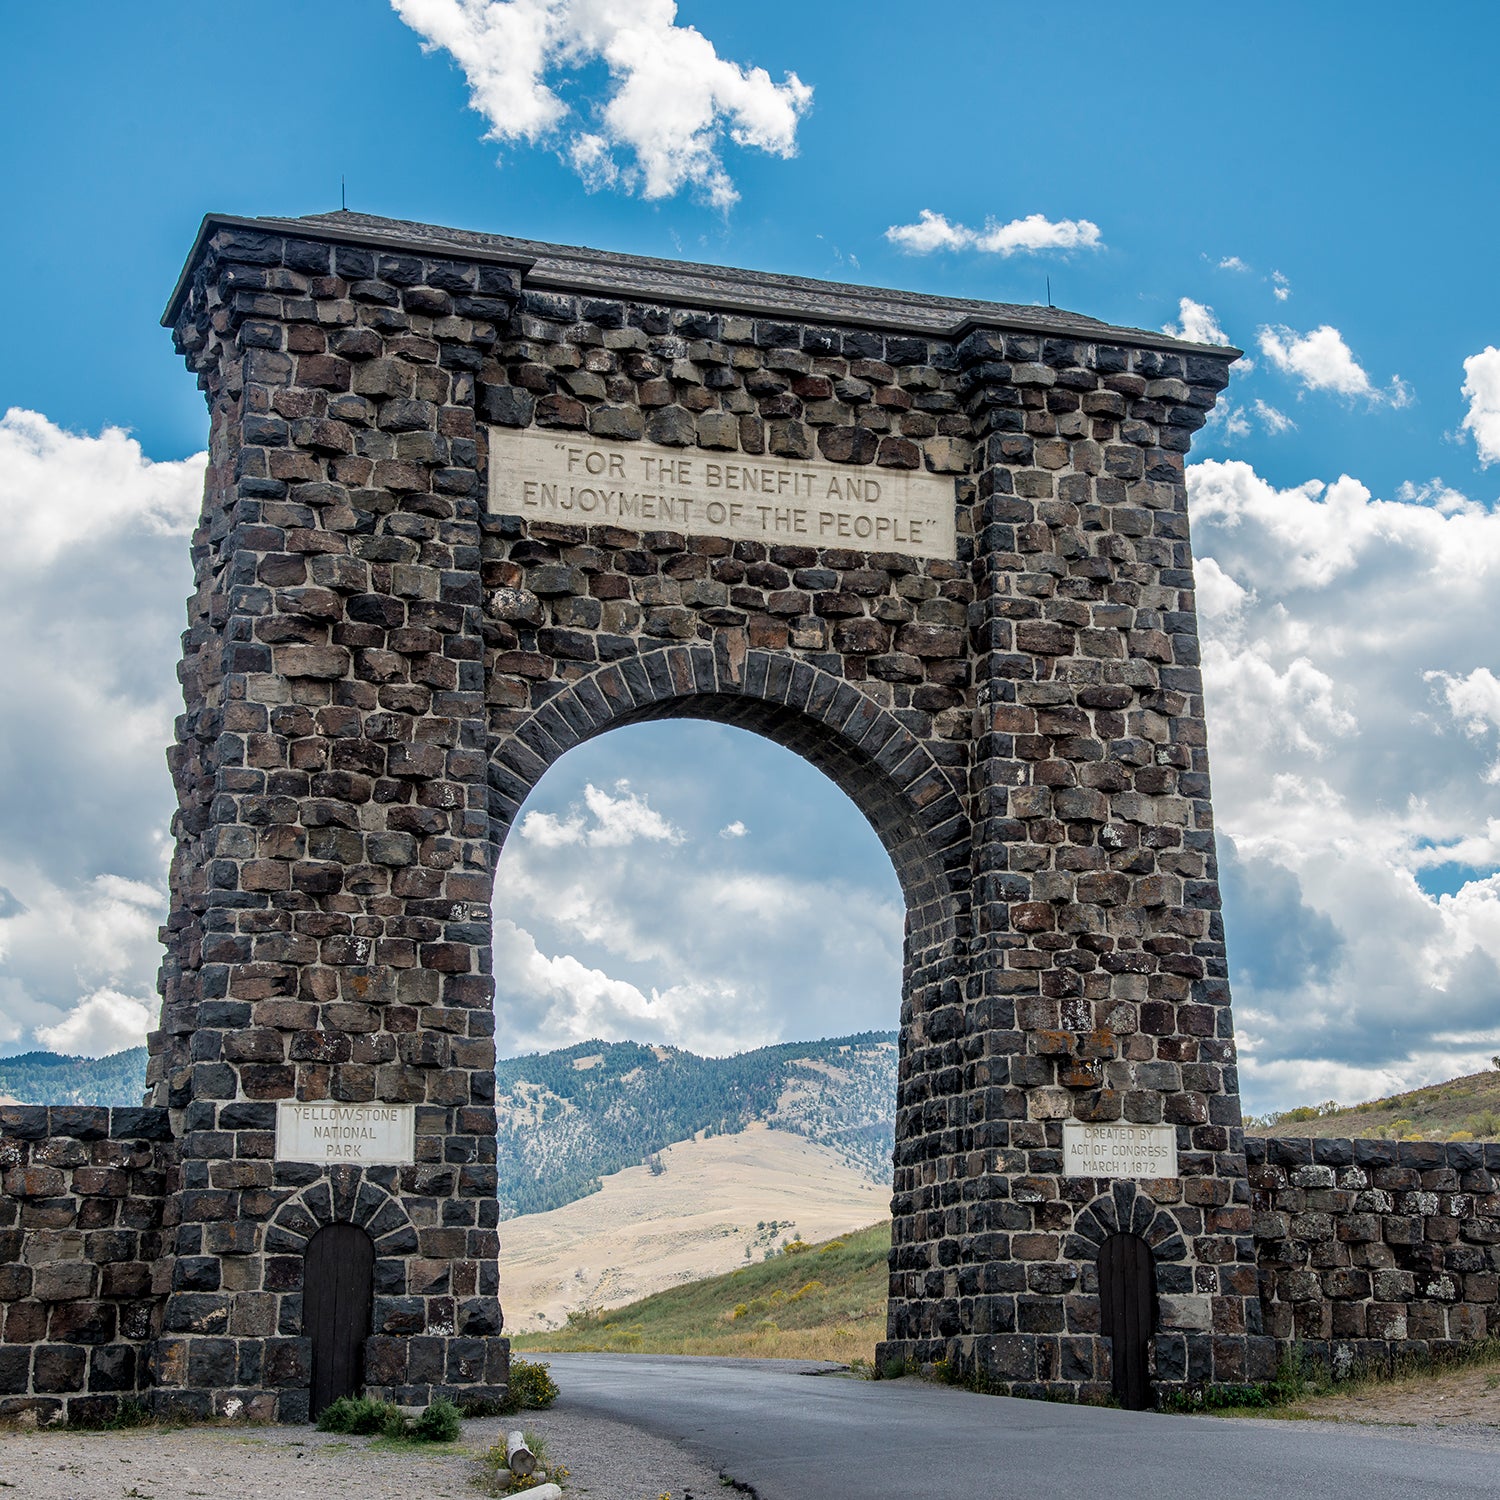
[1253,1068,1500,1143]
[515,1221,889,1363]
[501,1123,889,1332]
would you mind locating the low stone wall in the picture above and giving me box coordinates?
[1248,1136,1500,1374]
[0,1106,176,1423]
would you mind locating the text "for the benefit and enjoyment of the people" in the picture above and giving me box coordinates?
[488,428,958,560]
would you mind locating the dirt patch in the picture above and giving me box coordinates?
[0,1407,727,1500]
[1285,1361,1500,1430]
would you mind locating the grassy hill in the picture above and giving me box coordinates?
[499,1122,888,1331]
[514,1219,891,1364]
[1249,1067,1500,1142]
[0,1047,147,1106]
[496,1033,897,1218]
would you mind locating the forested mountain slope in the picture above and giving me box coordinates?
[496,1033,898,1218]
[0,1048,148,1106]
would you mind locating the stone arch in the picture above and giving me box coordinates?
[486,643,975,1352]
[1065,1181,1189,1272]
[264,1168,419,1265]
[149,208,1260,1413]
[485,643,971,944]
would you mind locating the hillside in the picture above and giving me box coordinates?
[496,1032,897,1218]
[500,1121,888,1330]
[514,1218,891,1363]
[0,1047,148,1106]
[1250,1067,1500,1142]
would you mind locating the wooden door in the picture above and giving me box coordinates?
[1098,1231,1156,1411]
[304,1222,375,1417]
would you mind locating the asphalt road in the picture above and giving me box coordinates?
[544,1352,1500,1500]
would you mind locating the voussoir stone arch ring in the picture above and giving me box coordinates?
[485,643,972,934]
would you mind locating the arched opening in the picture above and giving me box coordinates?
[491,718,906,1342]
[486,648,968,1351]
[1098,1231,1157,1411]
[303,1222,375,1417]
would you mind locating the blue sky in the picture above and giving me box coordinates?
[1,1,1498,1111]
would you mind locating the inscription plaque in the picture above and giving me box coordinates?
[275,1102,416,1165]
[488,427,958,559]
[1062,1121,1178,1179]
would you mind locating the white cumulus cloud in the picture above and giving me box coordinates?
[1272,270,1291,301]
[391,0,812,209]
[1427,667,1500,740]
[1163,298,1231,347]
[1257,323,1410,405]
[0,410,201,1056]
[520,780,684,847]
[1,406,202,563]
[885,209,1103,257]
[492,724,904,1057]
[1189,458,1500,1108]
[34,986,154,1059]
[1461,346,1500,466]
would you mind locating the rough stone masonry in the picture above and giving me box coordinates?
[0,212,1494,1423]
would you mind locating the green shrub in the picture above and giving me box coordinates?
[412,1396,462,1443]
[320,1393,465,1443]
[500,1358,560,1414]
[317,1395,402,1435]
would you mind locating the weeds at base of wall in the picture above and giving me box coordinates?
[0,1397,275,1435]
[501,1358,560,1415]
[62,1398,157,1432]
[460,1360,560,1419]
[317,1394,463,1444]
[1159,1337,1500,1415]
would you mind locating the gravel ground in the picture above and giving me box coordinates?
[0,1407,729,1500]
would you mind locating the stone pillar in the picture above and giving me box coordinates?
[911,325,1271,1393]
[151,223,519,1417]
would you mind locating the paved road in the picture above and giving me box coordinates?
[544,1352,1500,1499]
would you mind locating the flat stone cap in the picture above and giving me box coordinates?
[165,209,1241,359]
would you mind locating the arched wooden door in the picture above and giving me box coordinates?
[1098,1231,1156,1411]
[304,1222,375,1417]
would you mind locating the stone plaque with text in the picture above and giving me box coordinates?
[275,1102,416,1165]
[488,427,958,559]
[1062,1121,1178,1179]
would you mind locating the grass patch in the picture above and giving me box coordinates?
[1162,1338,1500,1418]
[514,1220,890,1363]
[476,1427,570,1495]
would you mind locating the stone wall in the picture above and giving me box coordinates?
[0,1106,175,1424]
[1249,1136,1500,1374]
